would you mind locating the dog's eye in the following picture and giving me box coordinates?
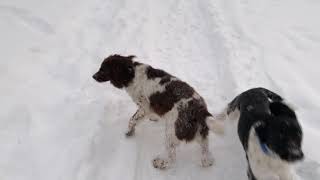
[128,66,133,73]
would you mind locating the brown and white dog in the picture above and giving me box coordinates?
[93,54,224,169]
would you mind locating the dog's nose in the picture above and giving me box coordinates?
[92,73,98,80]
[289,149,304,161]
[297,151,304,160]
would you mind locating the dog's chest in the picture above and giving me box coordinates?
[126,83,148,107]
[247,129,288,177]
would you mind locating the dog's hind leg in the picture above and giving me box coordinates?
[126,108,146,137]
[197,135,214,167]
[153,120,180,169]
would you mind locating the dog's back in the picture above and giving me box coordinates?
[226,88,279,146]
[225,88,303,180]
[270,101,296,119]
[227,87,282,115]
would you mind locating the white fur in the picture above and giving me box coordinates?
[224,94,299,179]
[196,134,214,167]
[206,116,225,135]
[125,65,166,108]
[124,64,218,169]
[214,106,240,122]
[247,126,296,180]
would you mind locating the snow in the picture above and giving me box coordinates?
[0,0,319,179]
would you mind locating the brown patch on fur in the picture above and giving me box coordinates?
[149,80,195,116]
[175,99,210,141]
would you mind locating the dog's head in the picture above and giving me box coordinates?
[270,118,303,162]
[93,54,136,88]
[255,102,304,162]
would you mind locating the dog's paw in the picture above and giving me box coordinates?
[152,157,170,170]
[125,129,135,137]
[201,156,214,167]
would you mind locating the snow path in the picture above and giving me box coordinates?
[78,1,242,180]
[0,0,320,180]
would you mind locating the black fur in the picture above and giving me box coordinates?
[227,87,303,179]
[93,54,136,88]
[146,66,173,85]
[94,54,213,147]
[149,80,195,116]
[175,99,210,141]
[159,76,172,85]
[146,66,170,79]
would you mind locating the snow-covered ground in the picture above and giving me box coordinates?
[0,0,319,179]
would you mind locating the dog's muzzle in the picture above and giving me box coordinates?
[287,149,304,162]
[92,73,99,80]
[92,72,103,82]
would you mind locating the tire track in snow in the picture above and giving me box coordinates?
[212,0,275,92]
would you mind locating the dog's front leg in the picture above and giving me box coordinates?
[126,108,145,137]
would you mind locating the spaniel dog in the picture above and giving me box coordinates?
[93,54,224,169]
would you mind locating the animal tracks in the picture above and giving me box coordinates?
[0,5,55,34]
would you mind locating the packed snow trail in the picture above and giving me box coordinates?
[1,0,320,180]
[78,0,243,180]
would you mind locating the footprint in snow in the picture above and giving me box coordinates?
[0,5,55,34]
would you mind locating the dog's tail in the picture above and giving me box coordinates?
[205,115,225,135]
[227,95,240,114]
[210,95,241,123]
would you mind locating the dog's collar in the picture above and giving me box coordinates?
[253,122,271,156]
[260,142,270,155]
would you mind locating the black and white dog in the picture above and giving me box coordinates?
[220,87,304,180]
[93,54,224,169]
